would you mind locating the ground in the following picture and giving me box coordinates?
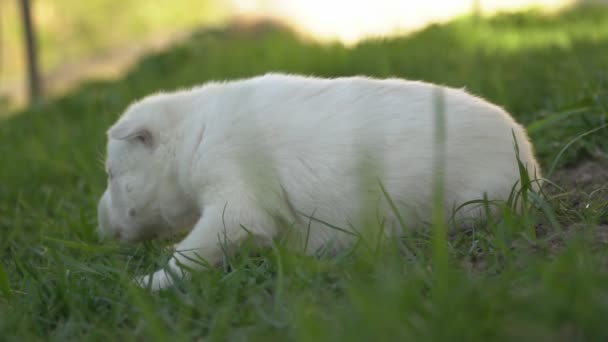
[553,159,608,194]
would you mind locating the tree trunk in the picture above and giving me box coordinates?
[19,0,42,103]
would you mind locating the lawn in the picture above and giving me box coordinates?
[1,5,608,341]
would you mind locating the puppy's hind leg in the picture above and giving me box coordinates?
[136,202,277,291]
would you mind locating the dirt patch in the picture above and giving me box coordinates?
[551,159,608,193]
[460,159,608,274]
[542,159,608,252]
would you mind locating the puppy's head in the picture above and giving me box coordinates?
[97,96,198,242]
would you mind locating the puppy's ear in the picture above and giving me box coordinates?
[109,119,155,148]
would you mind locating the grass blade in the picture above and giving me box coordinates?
[527,106,589,134]
[0,262,11,299]
[431,86,448,296]
[547,123,608,179]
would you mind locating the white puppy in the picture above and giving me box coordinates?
[97,73,540,290]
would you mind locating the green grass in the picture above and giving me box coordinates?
[2,5,608,341]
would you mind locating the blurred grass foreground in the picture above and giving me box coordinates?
[0,1,608,341]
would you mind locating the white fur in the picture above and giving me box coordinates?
[97,73,540,290]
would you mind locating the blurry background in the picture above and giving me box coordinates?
[1,0,603,114]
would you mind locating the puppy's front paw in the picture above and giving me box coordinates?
[134,270,175,291]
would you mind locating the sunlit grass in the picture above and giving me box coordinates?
[0,0,230,109]
[233,0,575,44]
[450,8,608,52]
